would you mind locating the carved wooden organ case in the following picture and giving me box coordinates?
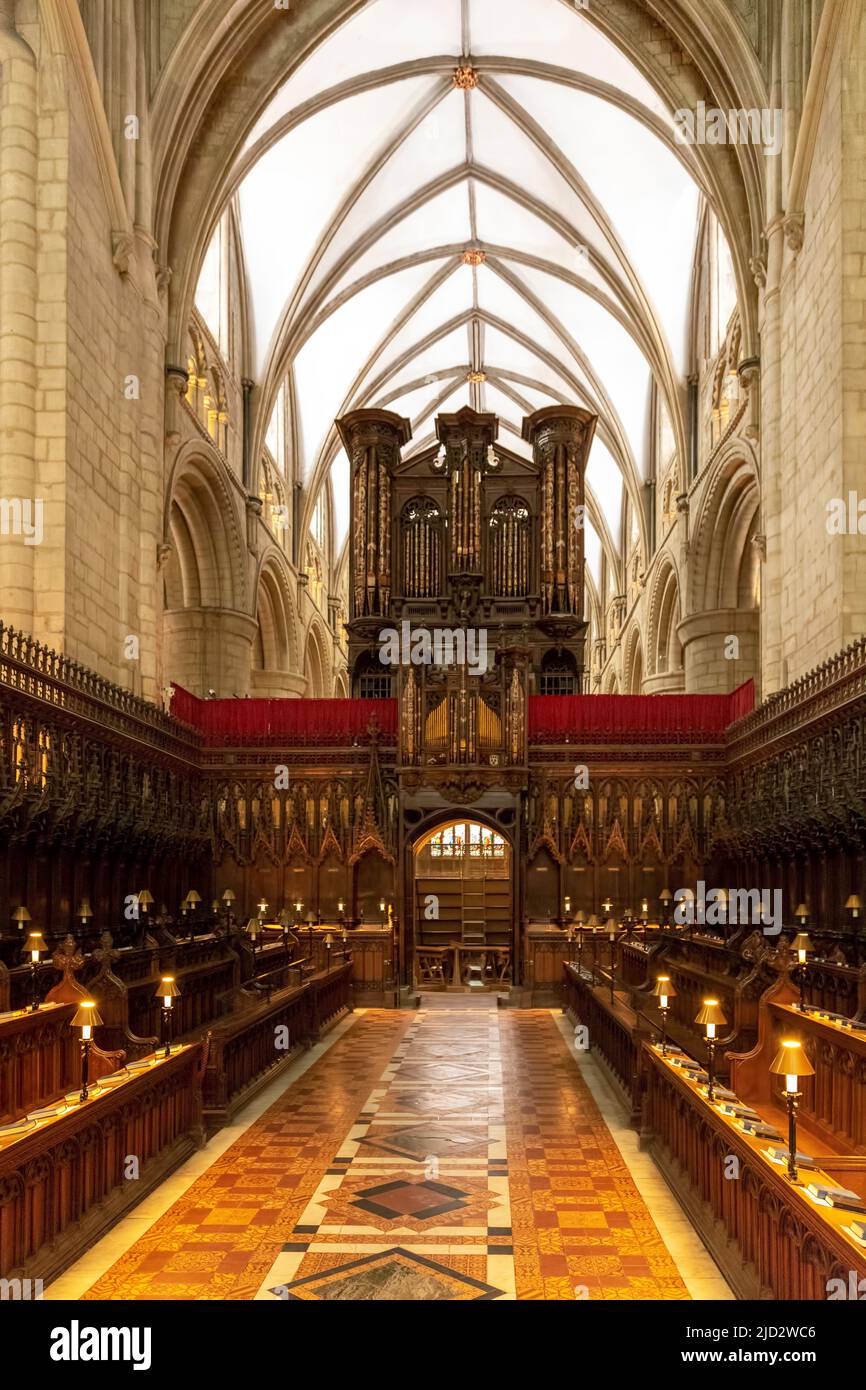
[339,404,597,777]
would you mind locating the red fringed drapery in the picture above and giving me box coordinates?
[528,680,755,743]
[171,680,754,747]
[170,685,397,745]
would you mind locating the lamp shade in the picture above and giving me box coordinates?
[23,930,46,959]
[186,890,201,905]
[575,910,586,925]
[695,998,727,1029]
[792,931,812,958]
[588,914,599,929]
[222,888,236,903]
[71,999,103,1030]
[154,975,181,1000]
[12,905,31,924]
[653,975,677,1000]
[77,898,93,920]
[794,902,809,921]
[770,1039,815,1079]
[845,894,861,915]
[138,890,154,907]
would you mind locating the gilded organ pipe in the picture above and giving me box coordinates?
[522,406,597,618]
[337,410,411,619]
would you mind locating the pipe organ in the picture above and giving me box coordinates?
[490,497,530,597]
[402,498,442,598]
[522,406,596,618]
[344,403,597,786]
[338,409,412,619]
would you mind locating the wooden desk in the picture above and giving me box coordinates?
[0,1001,121,1123]
[644,1042,866,1299]
[0,1044,202,1283]
[730,972,866,1154]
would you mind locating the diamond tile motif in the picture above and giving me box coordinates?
[273,1248,504,1301]
[385,1088,482,1114]
[395,1062,488,1084]
[351,1179,470,1221]
[356,1123,490,1160]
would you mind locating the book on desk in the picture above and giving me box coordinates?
[807,1182,866,1213]
[741,1120,784,1140]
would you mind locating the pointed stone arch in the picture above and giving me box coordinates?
[645,554,684,691]
[623,623,644,694]
[690,448,760,614]
[252,550,304,695]
[162,443,253,695]
[303,615,333,698]
[680,446,760,692]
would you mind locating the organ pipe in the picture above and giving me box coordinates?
[521,406,598,618]
[338,409,412,619]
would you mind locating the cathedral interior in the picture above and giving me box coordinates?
[1,0,866,1349]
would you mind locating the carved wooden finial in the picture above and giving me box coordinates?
[52,934,85,982]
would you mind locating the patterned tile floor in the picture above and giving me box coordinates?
[73,1007,724,1301]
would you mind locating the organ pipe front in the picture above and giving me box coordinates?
[435,409,498,576]
[522,406,597,618]
[490,497,530,597]
[402,498,441,598]
[337,409,412,619]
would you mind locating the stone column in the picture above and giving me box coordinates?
[677,609,759,694]
[0,7,39,632]
[162,609,258,697]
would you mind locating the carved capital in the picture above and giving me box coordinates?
[784,213,805,254]
[112,230,135,277]
[155,263,172,297]
[165,364,190,398]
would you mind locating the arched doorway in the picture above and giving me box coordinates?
[410,818,513,991]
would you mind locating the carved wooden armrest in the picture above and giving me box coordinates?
[123,1028,160,1060]
[90,1042,127,1080]
[195,1031,212,1085]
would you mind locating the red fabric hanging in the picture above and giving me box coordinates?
[528,680,755,743]
[170,685,397,745]
[171,680,754,747]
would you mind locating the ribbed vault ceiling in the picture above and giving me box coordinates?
[197,0,718,591]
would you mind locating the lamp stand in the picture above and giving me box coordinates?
[161,1005,173,1058]
[706,1037,716,1102]
[29,960,39,1012]
[659,1006,668,1057]
[783,1090,802,1182]
[79,1036,92,1103]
